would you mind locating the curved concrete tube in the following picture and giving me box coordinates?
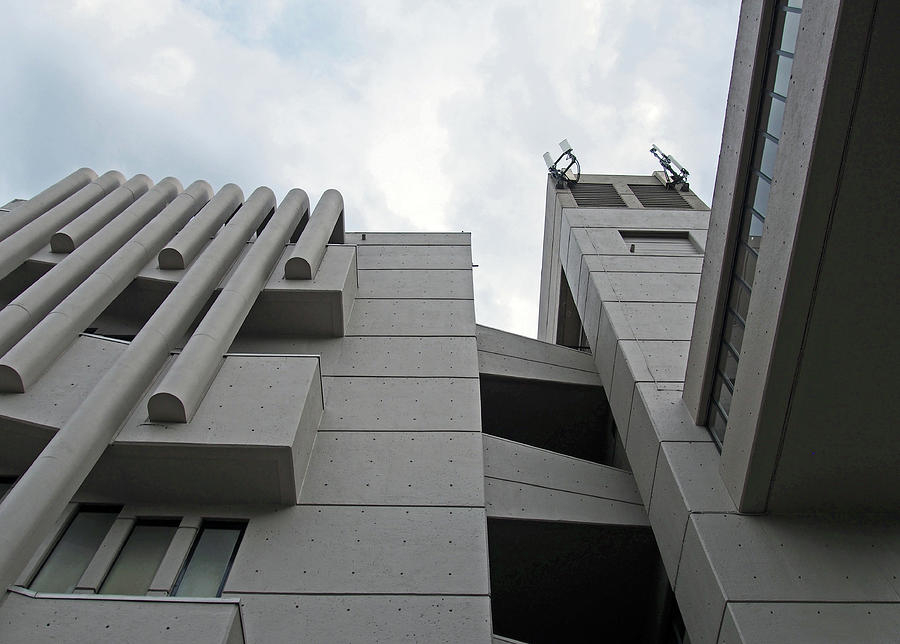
[149,188,308,422]
[0,177,181,357]
[0,187,275,595]
[0,171,125,281]
[158,183,244,269]
[284,188,344,279]
[51,175,154,253]
[0,181,213,393]
[0,168,97,242]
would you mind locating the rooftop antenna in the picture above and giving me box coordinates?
[544,139,580,188]
[650,144,690,191]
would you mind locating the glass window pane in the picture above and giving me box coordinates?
[718,343,740,386]
[712,372,734,415]
[757,135,778,180]
[729,278,753,322]
[781,10,801,54]
[751,175,771,219]
[773,53,793,97]
[708,401,728,445]
[174,524,244,597]
[100,521,177,595]
[765,95,786,139]
[31,508,118,593]
[723,311,745,355]
[734,242,759,286]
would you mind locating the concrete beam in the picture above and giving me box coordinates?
[158,184,244,270]
[284,189,344,279]
[148,189,307,423]
[0,168,97,242]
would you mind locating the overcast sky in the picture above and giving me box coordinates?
[0,0,739,337]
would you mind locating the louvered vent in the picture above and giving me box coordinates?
[628,184,691,209]
[568,183,626,208]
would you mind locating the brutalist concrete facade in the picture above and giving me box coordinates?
[1,1,898,642]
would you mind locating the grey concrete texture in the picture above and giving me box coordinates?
[0,176,179,357]
[0,185,273,595]
[0,168,97,242]
[344,231,470,245]
[51,175,157,253]
[0,589,243,644]
[148,188,308,423]
[159,183,244,269]
[285,188,343,279]
[0,170,124,281]
[0,180,212,393]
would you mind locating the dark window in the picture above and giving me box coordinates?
[30,506,120,593]
[172,521,246,597]
[99,519,179,595]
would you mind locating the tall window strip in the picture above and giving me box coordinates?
[708,0,802,447]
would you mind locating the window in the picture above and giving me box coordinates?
[99,519,178,595]
[620,230,700,256]
[29,509,246,597]
[707,1,802,446]
[30,506,120,593]
[172,521,246,597]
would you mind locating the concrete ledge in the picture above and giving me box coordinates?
[0,587,244,644]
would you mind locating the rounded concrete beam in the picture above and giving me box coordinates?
[51,175,155,253]
[284,188,344,280]
[158,183,244,269]
[0,171,124,282]
[148,188,306,422]
[0,177,181,357]
[0,168,97,242]
[0,181,213,393]
[0,186,273,595]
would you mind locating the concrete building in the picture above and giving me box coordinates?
[0,1,898,642]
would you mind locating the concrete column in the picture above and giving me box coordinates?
[158,184,244,269]
[0,171,124,281]
[0,181,213,393]
[0,168,97,242]
[284,189,344,279]
[0,187,275,597]
[148,188,308,422]
[0,177,180,357]
[50,175,154,253]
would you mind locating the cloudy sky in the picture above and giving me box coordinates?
[0,0,739,337]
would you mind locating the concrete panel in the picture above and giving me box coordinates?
[620,302,695,340]
[565,209,709,229]
[676,517,728,644]
[0,335,126,432]
[581,280,602,359]
[475,325,597,373]
[356,244,472,269]
[589,255,703,273]
[649,442,734,581]
[357,269,473,299]
[234,593,491,644]
[720,601,900,644]
[582,228,626,254]
[328,336,478,378]
[609,341,652,438]
[299,431,484,506]
[225,506,489,594]
[477,351,601,387]
[604,272,701,303]
[690,513,900,603]
[482,435,640,502]
[484,477,648,526]
[320,377,480,430]
[345,232,470,246]
[0,591,243,644]
[348,299,476,336]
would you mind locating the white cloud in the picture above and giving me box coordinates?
[0,0,740,337]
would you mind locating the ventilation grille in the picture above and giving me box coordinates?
[568,183,626,208]
[628,184,691,209]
